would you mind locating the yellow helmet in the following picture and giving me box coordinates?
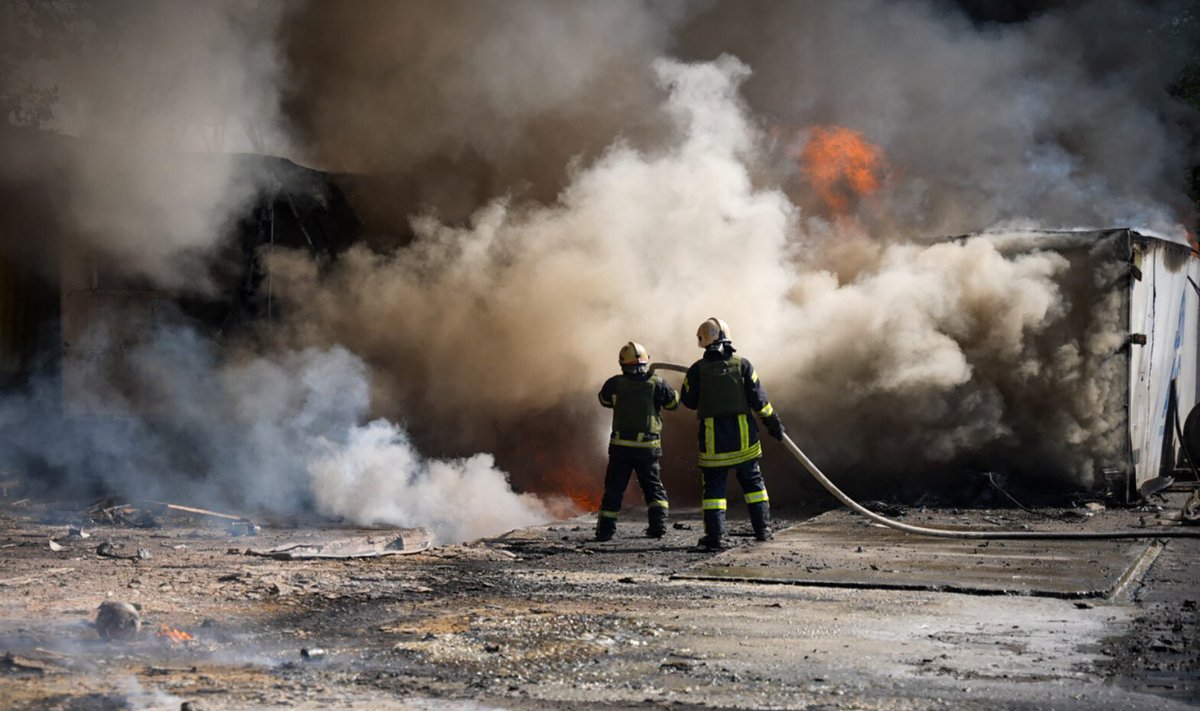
[696,317,731,349]
[618,341,650,368]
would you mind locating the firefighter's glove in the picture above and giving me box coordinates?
[763,414,785,441]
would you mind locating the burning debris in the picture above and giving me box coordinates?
[155,625,194,644]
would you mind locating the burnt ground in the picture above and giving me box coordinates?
[0,493,1197,710]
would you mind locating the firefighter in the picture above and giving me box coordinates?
[681,318,783,550]
[595,341,679,541]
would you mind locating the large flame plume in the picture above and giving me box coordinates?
[798,125,888,217]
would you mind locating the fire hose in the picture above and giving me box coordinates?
[650,362,1200,540]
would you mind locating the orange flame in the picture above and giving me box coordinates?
[156,625,194,643]
[799,125,887,215]
[562,484,602,512]
[523,446,603,514]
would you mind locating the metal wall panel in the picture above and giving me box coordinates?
[1127,236,1199,490]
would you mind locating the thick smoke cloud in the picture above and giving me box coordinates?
[271,56,794,417]
[675,0,1196,239]
[2,0,1197,523]
[272,0,1196,496]
[771,232,1129,488]
[2,0,290,291]
[269,55,1120,493]
[285,0,1197,240]
[2,322,552,543]
[283,0,689,230]
[0,0,560,539]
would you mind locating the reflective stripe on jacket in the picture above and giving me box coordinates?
[681,348,776,467]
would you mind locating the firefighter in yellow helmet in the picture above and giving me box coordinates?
[595,341,680,541]
[682,318,783,550]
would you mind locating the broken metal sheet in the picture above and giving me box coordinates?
[1140,475,1175,499]
[245,529,432,560]
[675,511,1161,598]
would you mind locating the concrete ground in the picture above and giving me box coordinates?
[0,494,1196,710]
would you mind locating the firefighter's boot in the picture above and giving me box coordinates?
[645,506,668,539]
[749,501,773,542]
[697,509,727,550]
[595,515,617,542]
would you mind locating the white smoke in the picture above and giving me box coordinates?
[308,420,551,543]
[3,319,553,542]
[270,55,797,415]
[273,49,1159,492]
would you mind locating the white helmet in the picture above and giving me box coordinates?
[619,341,650,368]
[696,317,731,349]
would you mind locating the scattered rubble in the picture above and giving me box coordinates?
[95,541,151,561]
[1,498,1197,708]
[246,530,432,559]
[86,499,160,529]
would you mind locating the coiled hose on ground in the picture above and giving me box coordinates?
[650,362,1200,540]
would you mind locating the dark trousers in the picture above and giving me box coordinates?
[597,446,669,534]
[700,459,770,541]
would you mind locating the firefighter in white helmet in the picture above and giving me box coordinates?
[682,318,783,550]
[595,341,679,541]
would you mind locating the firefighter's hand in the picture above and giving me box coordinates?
[763,414,785,441]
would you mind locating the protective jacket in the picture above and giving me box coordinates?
[598,372,679,452]
[681,346,776,467]
[596,370,679,540]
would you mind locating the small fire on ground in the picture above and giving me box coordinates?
[156,625,194,643]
